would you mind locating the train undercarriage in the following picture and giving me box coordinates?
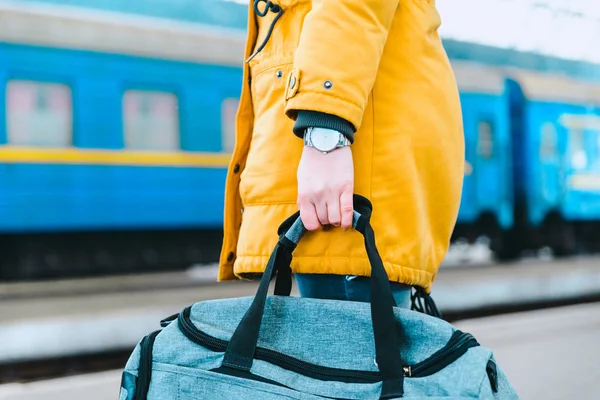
[0,229,224,282]
[452,211,600,262]
[3,213,600,282]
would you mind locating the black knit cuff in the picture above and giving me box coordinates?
[292,111,356,143]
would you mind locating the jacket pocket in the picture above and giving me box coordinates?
[240,62,301,206]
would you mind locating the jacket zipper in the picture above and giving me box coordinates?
[134,330,161,400]
[177,306,479,382]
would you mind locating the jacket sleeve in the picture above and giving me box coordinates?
[284,0,399,137]
[293,110,356,142]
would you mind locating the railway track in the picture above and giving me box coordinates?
[2,256,600,384]
[0,350,131,385]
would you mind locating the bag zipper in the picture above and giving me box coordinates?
[408,330,479,377]
[177,306,479,382]
[160,313,178,328]
[134,330,161,400]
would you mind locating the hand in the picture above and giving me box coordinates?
[297,145,354,231]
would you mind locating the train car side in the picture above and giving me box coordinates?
[505,69,600,255]
[450,61,513,254]
[0,42,242,230]
[0,4,246,280]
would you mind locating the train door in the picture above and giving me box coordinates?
[455,96,478,226]
[562,117,589,189]
[474,117,501,211]
[455,93,510,239]
[538,121,562,206]
[584,114,600,172]
[460,112,477,220]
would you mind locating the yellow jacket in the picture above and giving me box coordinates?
[218,0,464,293]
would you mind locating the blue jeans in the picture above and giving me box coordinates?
[295,274,412,309]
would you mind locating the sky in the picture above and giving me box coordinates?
[224,0,600,64]
[436,0,600,64]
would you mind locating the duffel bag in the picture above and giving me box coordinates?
[120,195,519,399]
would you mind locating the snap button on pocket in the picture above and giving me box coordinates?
[284,69,301,102]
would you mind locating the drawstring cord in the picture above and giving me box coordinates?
[246,0,284,62]
[411,287,443,319]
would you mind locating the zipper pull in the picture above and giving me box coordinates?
[403,366,412,377]
[160,312,179,328]
[486,359,498,393]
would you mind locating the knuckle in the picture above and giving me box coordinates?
[303,189,322,201]
[342,204,354,213]
[336,181,351,191]
[327,185,341,196]
[297,194,310,204]
[340,180,354,191]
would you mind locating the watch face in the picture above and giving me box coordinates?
[311,129,339,152]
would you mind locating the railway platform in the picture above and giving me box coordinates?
[1,301,598,399]
[0,256,599,387]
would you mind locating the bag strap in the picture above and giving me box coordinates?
[272,204,442,320]
[221,195,405,399]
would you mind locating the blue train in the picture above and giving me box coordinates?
[1,1,599,280]
[453,65,600,258]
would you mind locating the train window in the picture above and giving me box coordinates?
[221,98,239,153]
[6,80,72,147]
[539,123,558,159]
[569,128,587,170]
[123,90,179,150]
[476,120,494,158]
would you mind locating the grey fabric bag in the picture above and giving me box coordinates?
[120,196,519,399]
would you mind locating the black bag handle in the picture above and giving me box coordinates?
[222,195,405,399]
[269,202,394,306]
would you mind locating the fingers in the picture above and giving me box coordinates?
[296,144,354,232]
[315,200,329,227]
[299,190,353,231]
[340,187,354,229]
[298,199,321,231]
[327,197,341,227]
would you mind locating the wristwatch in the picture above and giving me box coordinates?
[303,127,350,154]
